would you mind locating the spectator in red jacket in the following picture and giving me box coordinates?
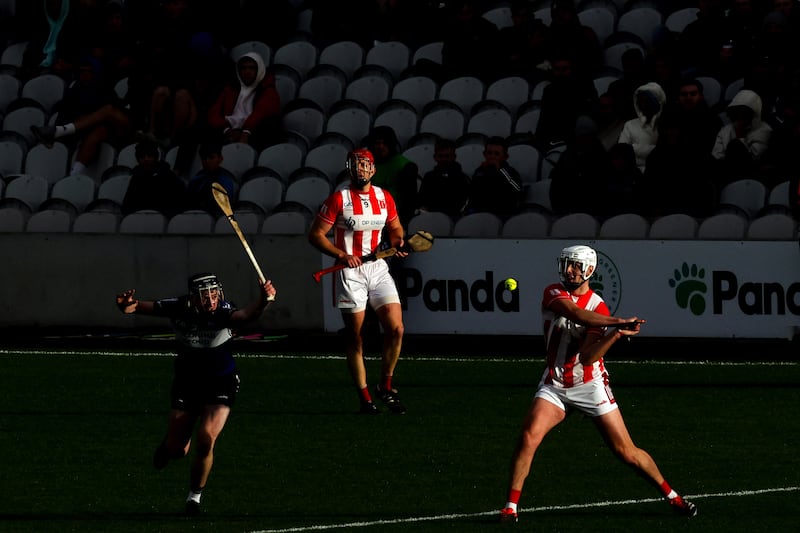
[207,52,282,151]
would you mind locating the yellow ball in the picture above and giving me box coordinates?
[504,278,518,291]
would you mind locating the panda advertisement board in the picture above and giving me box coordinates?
[321,239,800,339]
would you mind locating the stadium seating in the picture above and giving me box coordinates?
[72,211,120,233]
[97,174,131,205]
[746,213,796,240]
[485,76,530,117]
[466,108,513,138]
[453,212,503,238]
[166,210,216,234]
[118,210,168,234]
[549,212,600,238]
[50,174,97,212]
[501,211,550,238]
[272,40,318,80]
[717,179,767,219]
[697,212,748,239]
[419,107,466,142]
[0,137,25,176]
[648,213,698,239]
[598,213,649,238]
[3,174,48,211]
[21,74,65,114]
[408,211,454,237]
[0,205,30,232]
[3,105,46,146]
[26,209,73,232]
[257,143,304,184]
[577,6,616,45]
[0,72,21,113]
[391,76,439,114]
[438,76,485,115]
[304,144,350,184]
[221,142,258,182]
[507,144,540,185]
[402,144,436,177]
[324,106,372,147]
[364,41,410,81]
[412,41,443,66]
[214,210,262,235]
[284,176,331,213]
[343,74,391,115]
[236,176,284,216]
[261,211,309,235]
[317,40,364,80]
[373,107,419,150]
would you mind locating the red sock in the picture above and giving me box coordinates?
[382,375,393,390]
[358,386,372,402]
[507,489,521,505]
[660,480,677,498]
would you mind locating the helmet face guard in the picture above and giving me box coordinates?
[557,245,597,290]
[346,148,375,187]
[188,273,223,311]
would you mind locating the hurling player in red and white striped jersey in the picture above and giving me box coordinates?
[499,245,697,523]
[308,148,409,415]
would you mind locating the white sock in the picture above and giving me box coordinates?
[55,123,76,137]
[666,490,678,499]
[186,490,202,504]
[505,502,517,512]
[70,161,87,175]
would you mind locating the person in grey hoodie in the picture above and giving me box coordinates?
[712,89,773,182]
[617,82,667,172]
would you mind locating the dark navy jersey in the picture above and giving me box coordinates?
[152,295,238,377]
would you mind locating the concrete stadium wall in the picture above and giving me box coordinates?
[0,234,323,331]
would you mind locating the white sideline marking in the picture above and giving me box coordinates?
[246,486,800,533]
[0,349,797,366]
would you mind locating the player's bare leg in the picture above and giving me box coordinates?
[153,409,194,470]
[342,311,377,413]
[185,404,230,514]
[373,302,406,413]
[501,398,565,522]
[594,410,698,516]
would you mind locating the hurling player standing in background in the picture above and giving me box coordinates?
[308,148,409,415]
[499,245,697,523]
[116,273,276,515]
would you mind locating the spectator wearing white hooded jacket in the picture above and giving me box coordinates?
[617,82,667,172]
[711,89,773,183]
[207,52,282,151]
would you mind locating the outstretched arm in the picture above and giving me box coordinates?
[116,289,155,315]
[549,297,642,328]
[230,280,277,323]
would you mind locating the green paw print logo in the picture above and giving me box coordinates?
[668,263,708,315]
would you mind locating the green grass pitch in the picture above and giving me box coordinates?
[0,339,798,532]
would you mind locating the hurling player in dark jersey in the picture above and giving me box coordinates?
[116,273,276,515]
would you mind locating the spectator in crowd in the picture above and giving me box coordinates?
[677,0,730,76]
[31,56,132,176]
[547,0,602,79]
[464,136,522,219]
[712,89,773,185]
[640,111,718,219]
[126,0,228,176]
[664,78,723,155]
[605,142,641,216]
[22,0,105,79]
[417,138,470,219]
[121,139,186,217]
[549,116,613,217]
[440,0,501,83]
[207,52,282,151]
[596,92,626,151]
[607,47,648,122]
[535,54,599,150]
[618,82,667,172]
[495,0,551,85]
[364,126,420,228]
[184,138,236,216]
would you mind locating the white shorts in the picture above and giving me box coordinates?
[535,375,619,417]
[335,259,400,314]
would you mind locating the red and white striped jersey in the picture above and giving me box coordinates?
[540,283,609,388]
[317,184,399,257]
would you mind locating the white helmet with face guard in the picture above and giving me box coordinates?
[557,245,597,289]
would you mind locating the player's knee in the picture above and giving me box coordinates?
[385,322,404,340]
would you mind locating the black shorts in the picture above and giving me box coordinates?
[170,370,240,413]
